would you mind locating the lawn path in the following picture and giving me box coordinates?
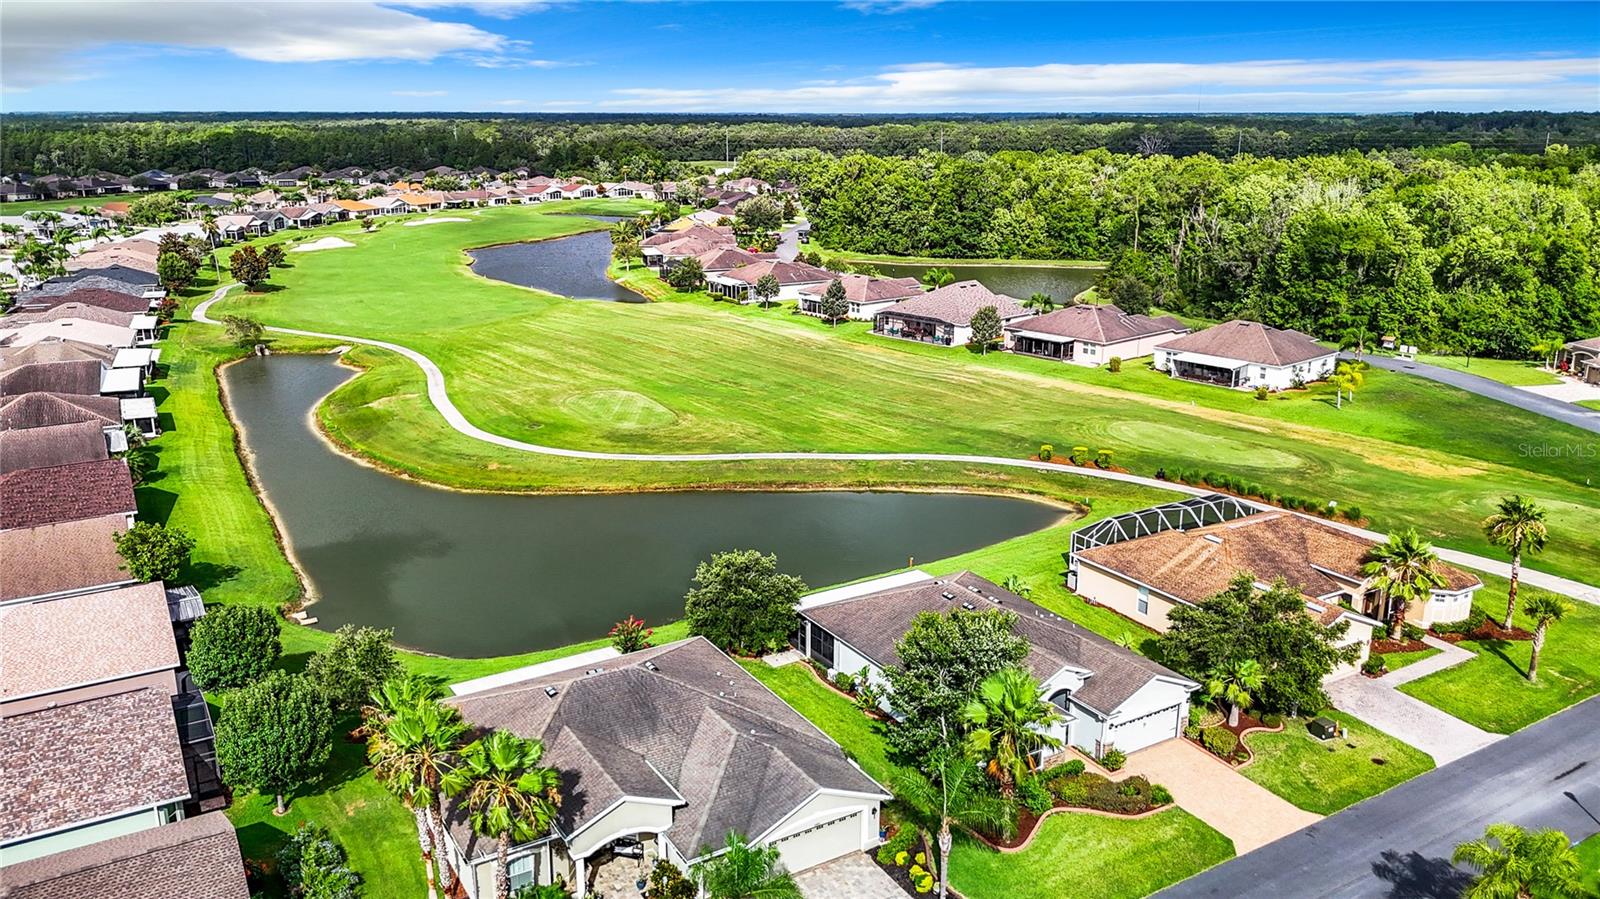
[195,284,1600,607]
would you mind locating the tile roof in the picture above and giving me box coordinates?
[16,288,153,315]
[0,340,116,371]
[1074,511,1482,604]
[2,303,140,329]
[0,421,109,475]
[876,280,1027,326]
[0,513,132,602]
[693,247,766,272]
[1154,319,1333,366]
[1006,303,1188,345]
[798,273,923,303]
[0,392,122,431]
[642,224,733,248]
[445,637,886,862]
[0,458,136,530]
[0,582,178,700]
[1,811,250,899]
[0,689,190,842]
[0,361,109,398]
[716,259,835,286]
[802,572,1192,715]
[332,199,375,211]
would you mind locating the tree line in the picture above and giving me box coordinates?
[735,145,1600,358]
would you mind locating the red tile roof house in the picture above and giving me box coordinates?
[1004,303,1190,367]
[796,273,922,321]
[0,458,137,532]
[872,280,1032,347]
[1066,496,1481,677]
[1153,319,1337,390]
[690,246,769,276]
[640,224,736,267]
[558,181,597,199]
[708,260,835,303]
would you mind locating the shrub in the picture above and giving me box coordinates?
[1342,506,1363,522]
[1201,726,1239,758]
[1037,443,1053,462]
[874,827,917,865]
[1433,608,1488,636]
[609,615,654,653]
[1260,712,1284,729]
[832,671,857,693]
[1255,386,1270,400]
[1108,356,1122,372]
[1099,747,1127,771]
[1054,759,1086,778]
[188,605,282,690]
[1151,785,1174,806]
[1094,449,1115,469]
[277,823,359,899]
[304,624,398,712]
[1018,775,1054,815]
[1401,622,1427,643]
[1155,467,1167,480]
[1184,723,1201,739]
[1362,655,1388,676]
[648,859,696,899]
[854,676,884,712]
[113,522,196,582]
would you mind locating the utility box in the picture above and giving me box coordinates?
[1309,716,1339,740]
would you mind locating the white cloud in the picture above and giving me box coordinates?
[490,98,528,106]
[605,56,1600,112]
[384,1,553,19]
[0,0,520,91]
[393,89,450,97]
[840,0,943,13]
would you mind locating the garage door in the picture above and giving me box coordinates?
[1107,704,1181,754]
[771,810,862,874]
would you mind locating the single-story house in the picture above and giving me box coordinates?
[1005,304,1189,367]
[322,167,370,184]
[640,225,736,267]
[1153,320,1337,390]
[66,241,162,275]
[251,210,289,232]
[361,196,409,215]
[278,206,324,228]
[0,392,129,449]
[0,458,137,531]
[873,280,1031,347]
[267,166,313,187]
[1,360,116,398]
[606,180,657,200]
[11,287,156,315]
[1067,496,1480,675]
[0,339,116,371]
[796,274,922,320]
[0,688,193,866]
[691,246,769,276]
[440,637,889,898]
[1557,336,1600,384]
[797,571,1200,758]
[1,812,249,899]
[397,192,444,212]
[188,194,233,210]
[708,260,835,303]
[331,198,377,218]
[558,182,597,199]
[0,421,110,475]
[97,202,131,218]
[723,177,770,195]
[0,512,136,604]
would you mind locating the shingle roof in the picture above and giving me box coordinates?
[1154,319,1333,366]
[11,288,154,314]
[0,361,108,398]
[798,273,923,303]
[642,224,733,248]
[2,302,140,329]
[0,582,177,700]
[1,811,250,899]
[0,420,109,474]
[1074,511,1482,604]
[1006,303,1188,345]
[877,280,1027,326]
[693,247,766,272]
[802,572,1191,715]
[56,265,160,289]
[0,513,132,602]
[0,392,122,431]
[0,339,116,371]
[0,458,136,530]
[716,259,835,286]
[445,637,886,862]
[0,688,190,842]
[15,276,147,301]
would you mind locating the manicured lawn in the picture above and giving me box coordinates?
[949,810,1234,899]
[1241,710,1434,815]
[1378,647,1442,671]
[738,660,909,786]
[1414,354,1562,386]
[201,203,1600,582]
[1578,399,1600,412]
[0,191,148,214]
[1400,574,1600,734]
[1576,832,1600,897]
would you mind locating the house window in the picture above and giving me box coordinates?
[1137,586,1150,615]
[809,626,836,669]
[508,854,537,891]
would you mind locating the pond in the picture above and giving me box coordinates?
[225,354,1067,657]
[468,230,646,303]
[864,261,1100,304]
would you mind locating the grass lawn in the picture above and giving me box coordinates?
[1400,574,1600,734]
[1577,832,1600,897]
[949,810,1234,899]
[738,660,909,786]
[199,203,1600,582]
[1578,399,1600,412]
[0,191,149,214]
[1414,354,1562,387]
[1378,647,1443,671]
[1241,710,1434,815]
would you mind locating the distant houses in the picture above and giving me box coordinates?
[1005,304,1189,366]
[797,273,922,320]
[872,280,1031,346]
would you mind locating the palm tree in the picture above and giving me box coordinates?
[1329,360,1365,409]
[1363,528,1448,639]
[892,742,1013,899]
[445,731,562,899]
[961,667,1062,793]
[692,832,802,899]
[369,696,467,899]
[1530,335,1565,371]
[1523,594,1571,682]
[1205,658,1264,727]
[921,266,956,290]
[362,673,448,736]
[1451,823,1581,899]
[999,574,1031,598]
[201,214,220,248]
[1023,292,1056,313]
[1482,495,1549,629]
[88,224,112,244]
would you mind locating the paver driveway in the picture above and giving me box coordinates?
[795,853,906,899]
[1326,675,1500,765]
[1115,740,1320,854]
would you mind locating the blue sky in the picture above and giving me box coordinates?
[2,1,1596,113]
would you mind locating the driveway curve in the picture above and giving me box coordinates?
[1353,353,1600,435]
[193,285,1600,606]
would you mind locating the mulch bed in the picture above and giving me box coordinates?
[1433,620,1533,643]
[1029,455,1130,474]
[1184,709,1271,765]
[1371,637,1430,654]
[872,825,931,898]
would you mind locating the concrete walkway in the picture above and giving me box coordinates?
[1354,353,1600,434]
[795,853,906,899]
[1520,379,1600,405]
[1116,740,1321,854]
[193,285,1600,609]
[1378,635,1475,687]
[1325,676,1500,766]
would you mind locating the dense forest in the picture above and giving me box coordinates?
[3,112,1597,179]
[735,146,1600,357]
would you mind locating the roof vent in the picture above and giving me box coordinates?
[1203,534,1223,545]
[543,686,559,698]
[960,602,976,611]
[941,591,956,601]
[643,661,659,672]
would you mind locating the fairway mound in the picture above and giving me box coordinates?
[291,236,356,252]
[403,216,470,227]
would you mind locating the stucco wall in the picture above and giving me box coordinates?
[2,669,180,718]
[0,804,174,867]
[567,800,676,860]
[1073,563,1177,632]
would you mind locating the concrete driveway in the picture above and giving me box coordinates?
[795,853,906,899]
[1116,740,1321,854]
[1326,675,1500,765]
[1520,380,1600,405]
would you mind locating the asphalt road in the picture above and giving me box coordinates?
[1355,353,1600,435]
[1158,694,1600,899]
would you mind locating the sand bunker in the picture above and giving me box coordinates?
[403,216,471,227]
[291,236,356,252]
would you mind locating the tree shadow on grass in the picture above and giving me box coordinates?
[1370,849,1475,899]
[186,559,245,592]
[1472,637,1528,679]
[305,714,372,796]
[136,486,179,525]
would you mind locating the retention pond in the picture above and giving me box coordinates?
[468,230,646,302]
[225,353,1066,657]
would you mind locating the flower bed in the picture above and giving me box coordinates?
[873,824,932,895]
[1370,637,1429,655]
[1431,610,1532,643]
[1183,710,1278,765]
[968,762,1173,851]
